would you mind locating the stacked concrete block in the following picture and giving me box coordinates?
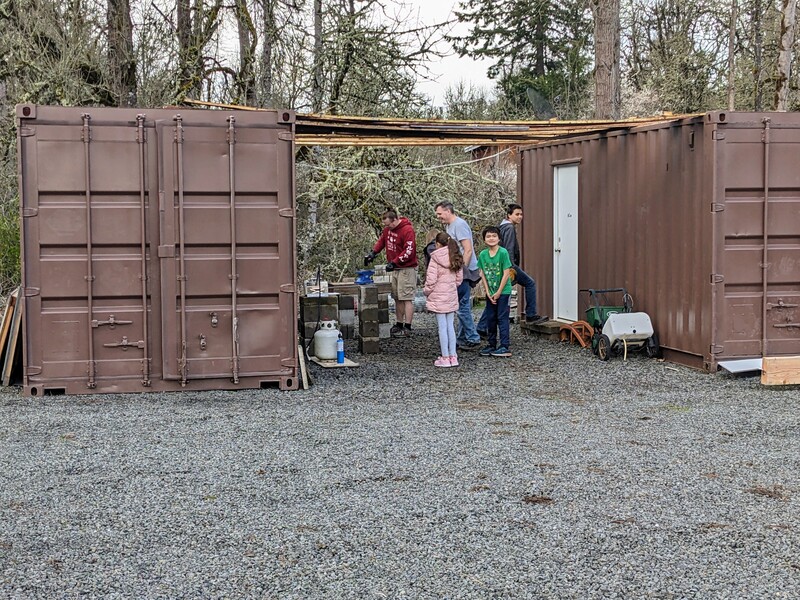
[337,295,356,340]
[358,285,381,353]
[300,294,339,346]
[378,293,391,339]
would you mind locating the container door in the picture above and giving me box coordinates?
[553,164,579,321]
[717,124,800,358]
[19,112,153,390]
[158,116,295,383]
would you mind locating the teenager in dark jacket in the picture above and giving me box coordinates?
[364,209,418,337]
[478,204,546,337]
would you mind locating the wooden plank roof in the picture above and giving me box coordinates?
[184,99,687,146]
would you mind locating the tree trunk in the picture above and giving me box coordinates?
[775,0,797,111]
[591,0,620,119]
[235,0,257,105]
[727,0,737,110]
[259,0,275,107]
[107,0,137,106]
[753,0,764,110]
[312,0,324,112]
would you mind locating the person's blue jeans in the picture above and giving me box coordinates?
[485,293,511,349]
[456,280,480,345]
[477,265,538,332]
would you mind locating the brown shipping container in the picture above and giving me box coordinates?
[519,112,800,371]
[17,104,299,395]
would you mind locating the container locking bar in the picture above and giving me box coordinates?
[227,115,240,384]
[91,315,132,329]
[103,337,146,350]
[175,114,189,386]
[137,114,151,386]
[82,113,97,389]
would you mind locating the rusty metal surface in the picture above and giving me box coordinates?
[17,104,299,395]
[519,113,800,371]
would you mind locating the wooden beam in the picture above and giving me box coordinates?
[761,356,800,385]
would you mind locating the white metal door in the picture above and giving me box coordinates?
[553,164,579,321]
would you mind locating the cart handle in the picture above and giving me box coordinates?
[579,288,629,311]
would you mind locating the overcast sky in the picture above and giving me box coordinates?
[398,0,495,106]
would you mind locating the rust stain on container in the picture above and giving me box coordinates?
[17,105,299,395]
[519,112,800,371]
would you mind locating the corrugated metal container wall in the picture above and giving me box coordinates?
[17,105,299,395]
[520,112,800,371]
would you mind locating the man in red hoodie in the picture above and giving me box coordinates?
[364,209,418,337]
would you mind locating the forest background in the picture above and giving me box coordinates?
[0,0,798,293]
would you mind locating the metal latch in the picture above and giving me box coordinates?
[773,323,800,329]
[709,274,724,284]
[92,315,132,329]
[767,300,798,310]
[209,312,218,327]
[103,336,145,350]
[199,334,207,351]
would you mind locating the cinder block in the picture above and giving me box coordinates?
[339,309,355,326]
[300,302,339,323]
[359,337,381,354]
[379,323,392,339]
[359,307,378,323]
[378,293,390,303]
[378,297,389,310]
[338,295,355,310]
[360,321,379,338]
[359,285,379,306]
[340,324,355,340]
[378,308,389,324]
[301,294,339,308]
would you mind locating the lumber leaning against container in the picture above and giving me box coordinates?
[16,105,299,395]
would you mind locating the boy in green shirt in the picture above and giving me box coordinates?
[477,226,513,357]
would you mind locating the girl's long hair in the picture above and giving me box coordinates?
[436,232,463,273]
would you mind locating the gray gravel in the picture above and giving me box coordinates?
[1,311,799,599]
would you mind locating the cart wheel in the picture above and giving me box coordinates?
[646,333,661,358]
[597,334,612,361]
[591,332,601,355]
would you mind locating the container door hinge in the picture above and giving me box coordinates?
[278,132,294,141]
[279,207,295,218]
[712,130,726,140]
[158,245,175,258]
[282,357,297,367]
[23,287,40,297]
[711,203,725,213]
[280,283,296,294]
[709,273,724,284]
[18,126,35,137]
[22,207,39,217]
[710,344,724,354]
[25,365,42,376]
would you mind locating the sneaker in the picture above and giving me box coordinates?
[457,340,481,352]
[402,325,412,337]
[390,323,404,338]
[449,355,459,367]
[479,346,496,357]
[491,346,512,357]
[525,315,548,324]
[434,356,451,368]
[477,329,488,340]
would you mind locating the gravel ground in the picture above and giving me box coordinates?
[1,311,799,599]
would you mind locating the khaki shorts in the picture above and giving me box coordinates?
[391,267,417,301]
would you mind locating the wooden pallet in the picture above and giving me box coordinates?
[2,288,22,386]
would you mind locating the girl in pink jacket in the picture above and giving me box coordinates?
[424,232,464,367]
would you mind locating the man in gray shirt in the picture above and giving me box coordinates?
[434,201,481,350]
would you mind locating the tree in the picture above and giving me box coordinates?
[774,0,797,110]
[452,0,593,118]
[591,0,621,119]
[107,0,137,106]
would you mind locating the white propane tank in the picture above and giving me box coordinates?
[314,320,341,360]
[602,312,654,345]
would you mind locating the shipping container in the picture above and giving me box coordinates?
[518,112,800,371]
[17,104,299,395]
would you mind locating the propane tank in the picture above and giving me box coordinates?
[314,320,340,360]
